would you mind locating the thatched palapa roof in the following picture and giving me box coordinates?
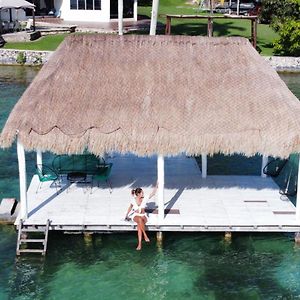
[1,34,300,157]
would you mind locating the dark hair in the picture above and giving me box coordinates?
[131,187,143,196]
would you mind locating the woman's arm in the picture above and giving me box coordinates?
[149,182,158,199]
[125,204,133,220]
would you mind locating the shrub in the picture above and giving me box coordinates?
[273,19,300,56]
[16,52,26,65]
[259,0,300,24]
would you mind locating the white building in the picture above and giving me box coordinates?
[0,0,138,23]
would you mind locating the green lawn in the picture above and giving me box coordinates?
[3,34,68,51]
[2,0,278,55]
[139,0,278,55]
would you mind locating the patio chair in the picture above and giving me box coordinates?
[91,163,113,194]
[36,164,60,194]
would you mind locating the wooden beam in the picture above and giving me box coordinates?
[207,16,213,37]
[150,0,160,35]
[118,0,123,36]
[165,16,171,35]
[32,9,36,31]
[17,139,28,220]
[157,155,165,221]
[253,18,258,49]
[162,14,257,20]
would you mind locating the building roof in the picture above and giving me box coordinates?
[1,34,300,157]
[0,0,35,9]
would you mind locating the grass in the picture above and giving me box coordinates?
[139,0,278,55]
[3,34,68,51]
[2,0,278,55]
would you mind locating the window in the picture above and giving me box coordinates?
[70,0,77,9]
[70,0,101,10]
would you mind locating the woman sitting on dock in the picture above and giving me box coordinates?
[125,184,158,250]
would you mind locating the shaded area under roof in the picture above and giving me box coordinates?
[1,34,300,158]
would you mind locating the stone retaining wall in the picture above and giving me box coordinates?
[264,56,300,71]
[0,49,299,70]
[0,49,52,66]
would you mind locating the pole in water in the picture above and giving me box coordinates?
[156,231,163,248]
[295,232,300,244]
[84,232,93,246]
[224,232,232,242]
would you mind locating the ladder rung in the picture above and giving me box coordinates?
[21,228,46,233]
[18,249,44,253]
[20,239,45,243]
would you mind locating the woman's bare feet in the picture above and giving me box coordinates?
[145,237,150,243]
[136,244,142,250]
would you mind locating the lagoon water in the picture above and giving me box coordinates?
[0,66,300,300]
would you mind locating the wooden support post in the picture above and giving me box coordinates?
[261,155,268,178]
[17,139,28,220]
[157,155,165,222]
[165,16,171,35]
[150,0,160,35]
[118,0,124,36]
[207,17,213,37]
[156,231,163,242]
[251,19,254,47]
[32,9,36,31]
[201,153,207,178]
[224,231,232,241]
[253,18,258,49]
[84,232,93,245]
[296,156,300,221]
[295,232,300,244]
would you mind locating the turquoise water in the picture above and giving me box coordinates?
[0,66,300,299]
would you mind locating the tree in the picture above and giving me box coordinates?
[259,0,300,24]
[259,0,300,56]
[273,19,300,56]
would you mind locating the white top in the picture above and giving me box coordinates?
[130,194,149,214]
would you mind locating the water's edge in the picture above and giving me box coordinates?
[0,49,299,71]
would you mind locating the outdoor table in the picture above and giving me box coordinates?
[67,172,87,183]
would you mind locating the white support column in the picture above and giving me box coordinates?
[150,0,160,35]
[201,153,207,178]
[118,0,123,36]
[36,150,42,168]
[296,156,300,220]
[17,139,28,220]
[261,155,268,178]
[237,0,240,15]
[157,154,165,222]
[133,0,138,21]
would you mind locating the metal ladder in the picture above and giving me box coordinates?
[16,219,51,256]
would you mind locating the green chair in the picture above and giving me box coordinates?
[36,164,59,194]
[91,163,113,194]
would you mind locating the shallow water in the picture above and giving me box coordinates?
[0,66,300,300]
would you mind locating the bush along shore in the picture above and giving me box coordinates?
[0,49,52,66]
[0,49,299,71]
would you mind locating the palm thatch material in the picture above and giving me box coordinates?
[1,34,300,157]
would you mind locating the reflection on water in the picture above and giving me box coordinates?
[0,66,300,300]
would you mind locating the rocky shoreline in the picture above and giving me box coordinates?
[0,49,299,70]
